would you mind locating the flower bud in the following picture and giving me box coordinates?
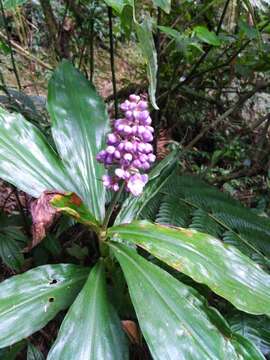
[141,161,150,170]
[124,141,134,152]
[102,175,112,187]
[144,143,153,154]
[138,110,149,122]
[112,183,120,192]
[137,101,148,110]
[148,153,156,163]
[137,142,146,153]
[106,146,115,155]
[117,142,125,151]
[125,110,133,119]
[138,125,146,135]
[123,125,133,135]
[114,150,121,159]
[115,168,126,179]
[146,126,154,133]
[124,153,133,162]
[132,159,142,169]
[139,154,148,163]
[107,133,118,145]
[129,94,140,102]
[142,130,153,142]
[120,100,130,111]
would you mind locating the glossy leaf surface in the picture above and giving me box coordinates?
[109,221,270,315]
[0,107,74,198]
[47,261,128,360]
[48,61,109,222]
[115,150,178,224]
[135,19,158,109]
[111,243,264,360]
[0,264,88,348]
[50,192,99,230]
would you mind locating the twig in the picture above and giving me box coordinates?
[184,81,270,151]
[0,31,53,70]
[249,113,270,131]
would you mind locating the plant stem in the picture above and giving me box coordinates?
[0,0,22,90]
[108,6,118,117]
[102,182,125,230]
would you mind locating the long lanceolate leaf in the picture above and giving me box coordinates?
[0,107,74,198]
[48,60,110,222]
[47,261,128,360]
[115,150,179,225]
[135,19,158,110]
[109,221,270,316]
[111,243,264,360]
[0,264,88,348]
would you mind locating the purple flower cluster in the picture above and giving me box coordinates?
[96,94,156,196]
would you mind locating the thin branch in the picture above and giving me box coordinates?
[108,6,118,117]
[0,31,53,70]
[184,81,270,151]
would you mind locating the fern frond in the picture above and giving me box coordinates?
[228,309,270,357]
[156,195,192,227]
[140,193,163,222]
[223,230,269,268]
[190,208,223,238]
[159,174,270,265]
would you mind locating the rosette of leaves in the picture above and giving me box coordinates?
[0,61,270,359]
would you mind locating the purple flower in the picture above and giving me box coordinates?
[96,94,156,196]
[127,173,148,196]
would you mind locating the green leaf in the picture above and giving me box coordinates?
[47,261,128,360]
[27,343,45,360]
[103,0,125,13]
[0,107,74,198]
[120,5,133,37]
[50,192,99,230]
[111,243,264,360]
[228,310,270,357]
[109,220,270,316]
[158,25,181,39]
[115,150,178,224]
[0,264,88,348]
[0,235,24,271]
[194,26,221,46]
[135,18,158,109]
[152,0,171,13]
[48,60,109,222]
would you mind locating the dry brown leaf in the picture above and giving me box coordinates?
[122,320,140,344]
[27,190,63,250]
